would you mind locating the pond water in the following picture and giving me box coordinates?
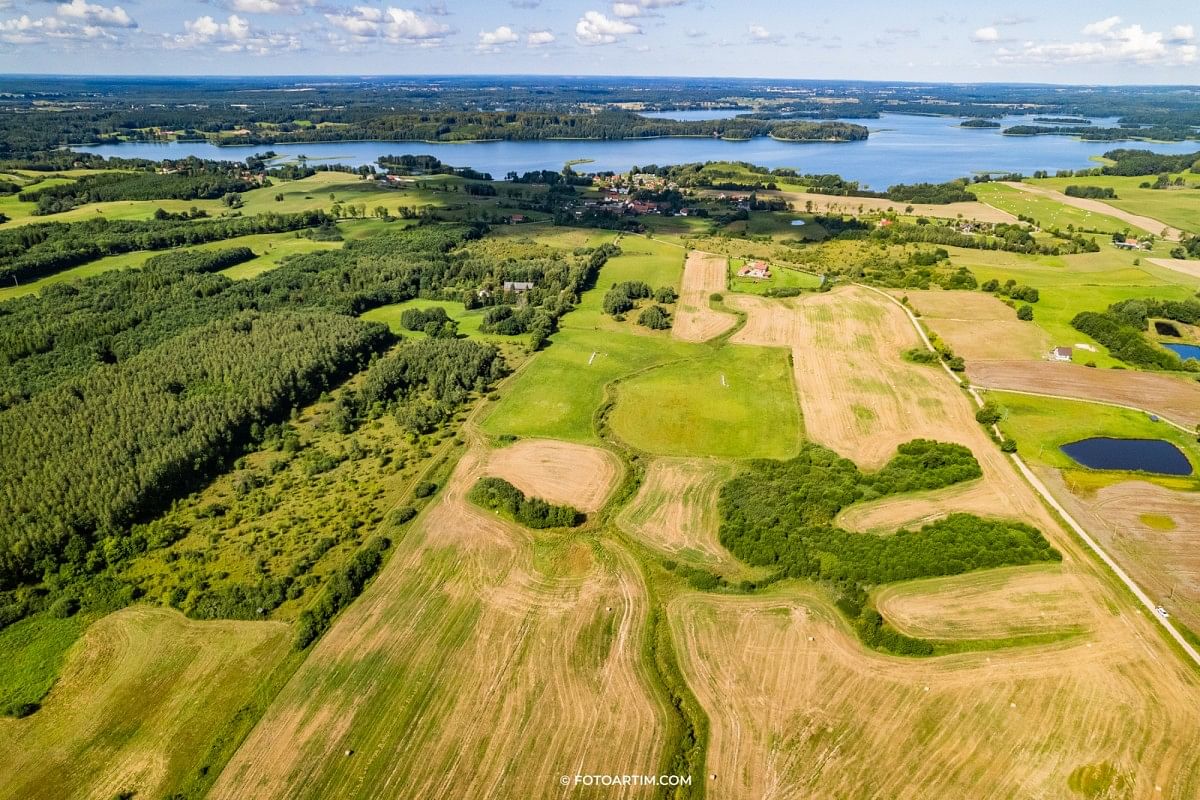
[1060,437,1193,476]
[1162,342,1200,362]
[790,219,807,226]
[73,113,1200,189]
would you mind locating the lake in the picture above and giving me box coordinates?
[1060,437,1193,476]
[1162,342,1200,362]
[74,113,1200,190]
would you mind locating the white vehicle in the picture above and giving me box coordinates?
[1156,606,1171,620]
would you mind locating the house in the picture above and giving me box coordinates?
[878,218,895,228]
[1113,237,1147,251]
[503,281,535,293]
[1050,346,1073,362]
[508,214,527,224]
[737,261,771,280]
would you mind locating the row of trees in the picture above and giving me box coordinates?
[19,169,260,216]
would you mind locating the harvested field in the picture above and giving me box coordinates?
[0,606,289,800]
[485,438,621,512]
[756,189,1018,224]
[211,446,664,800]
[617,457,739,563]
[836,479,1004,533]
[1002,182,1183,241]
[727,288,1055,536]
[1039,469,1200,636]
[899,290,1052,360]
[1149,257,1200,281]
[967,360,1200,428]
[671,590,1200,800]
[673,250,736,342]
[874,565,1090,640]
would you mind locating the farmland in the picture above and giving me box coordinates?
[7,106,1200,800]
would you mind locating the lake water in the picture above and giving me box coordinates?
[1060,437,1193,476]
[73,113,1200,189]
[1162,342,1200,362]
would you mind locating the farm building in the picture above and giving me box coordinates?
[1050,346,1073,362]
[503,281,535,293]
[737,261,771,280]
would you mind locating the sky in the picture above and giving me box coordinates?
[0,0,1197,84]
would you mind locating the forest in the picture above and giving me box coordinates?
[717,441,1059,619]
[17,169,261,216]
[0,209,331,285]
[1072,299,1200,372]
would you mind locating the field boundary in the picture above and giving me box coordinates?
[860,282,1200,670]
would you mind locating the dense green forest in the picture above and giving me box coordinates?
[717,441,1060,651]
[0,312,390,588]
[1099,149,1200,176]
[0,209,331,285]
[17,168,261,216]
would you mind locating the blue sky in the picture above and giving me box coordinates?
[0,0,1196,83]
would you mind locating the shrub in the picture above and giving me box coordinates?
[48,596,79,618]
[467,477,583,529]
[1016,304,1034,321]
[637,304,672,330]
[414,481,437,498]
[975,402,1002,425]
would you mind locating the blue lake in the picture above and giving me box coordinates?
[73,113,1200,190]
[1060,437,1193,476]
[1162,342,1200,362]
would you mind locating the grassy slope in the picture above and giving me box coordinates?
[1032,173,1200,235]
[0,614,87,713]
[942,246,1200,367]
[971,182,1133,235]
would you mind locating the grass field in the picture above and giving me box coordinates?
[0,614,87,714]
[941,245,1200,366]
[728,258,823,296]
[609,343,802,458]
[360,298,494,340]
[988,390,1200,480]
[971,181,1141,235]
[900,289,1053,361]
[1034,173,1200,236]
[0,606,290,800]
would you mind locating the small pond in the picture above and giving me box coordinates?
[1060,437,1193,476]
[790,219,807,226]
[1162,342,1200,362]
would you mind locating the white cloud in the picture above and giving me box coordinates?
[170,13,300,54]
[477,24,518,51]
[748,23,783,44]
[610,0,684,18]
[526,29,555,46]
[972,26,999,43]
[325,6,451,44]
[612,2,640,18]
[1082,16,1121,37]
[982,16,1197,67]
[1168,24,1195,44]
[225,0,314,14]
[575,11,638,45]
[56,0,134,28]
[0,14,109,44]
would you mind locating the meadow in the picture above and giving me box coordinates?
[970,181,1133,234]
[1034,173,1200,236]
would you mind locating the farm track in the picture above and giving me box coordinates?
[1001,182,1184,241]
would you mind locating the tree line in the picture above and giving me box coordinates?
[468,477,583,529]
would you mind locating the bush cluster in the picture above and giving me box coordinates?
[467,477,583,529]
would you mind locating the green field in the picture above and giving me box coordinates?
[943,245,1200,366]
[1033,173,1200,236]
[971,182,1133,234]
[360,298,498,340]
[609,343,801,458]
[0,614,86,715]
[728,258,823,296]
[988,390,1200,481]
